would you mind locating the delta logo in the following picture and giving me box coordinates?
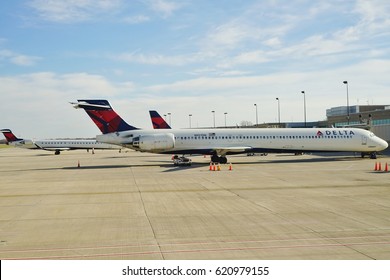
[317,130,355,137]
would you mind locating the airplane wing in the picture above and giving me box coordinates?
[41,148,72,151]
[34,143,71,151]
[34,145,72,151]
[212,146,252,155]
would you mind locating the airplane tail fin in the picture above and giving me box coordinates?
[0,129,23,143]
[71,99,138,134]
[149,110,171,129]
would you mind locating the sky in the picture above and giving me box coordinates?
[1,0,390,139]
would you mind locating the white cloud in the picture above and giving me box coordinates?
[193,0,389,73]
[28,0,123,23]
[0,49,40,66]
[114,52,203,66]
[263,37,282,48]
[145,0,182,18]
[122,15,150,24]
[0,72,135,138]
[1,57,389,138]
[0,72,132,104]
[232,50,270,65]
[136,58,390,126]
[354,0,390,37]
[355,0,390,23]
[10,55,39,66]
[205,21,255,50]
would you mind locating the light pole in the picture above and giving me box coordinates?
[301,91,307,128]
[211,110,215,128]
[224,112,228,127]
[276,98,280,126]
[189,114,192,128]
[343,81,350,124]
[167,112,171,126]
[254,103,258,126]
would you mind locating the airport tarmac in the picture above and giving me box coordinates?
[0,146,389,260]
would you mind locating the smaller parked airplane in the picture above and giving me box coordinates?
[1,129,122,155]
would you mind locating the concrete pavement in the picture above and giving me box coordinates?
[0,147,389,259]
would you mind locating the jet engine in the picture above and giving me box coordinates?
[132,133,175,152]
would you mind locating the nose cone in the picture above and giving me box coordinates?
[381,139,388,150]
[377,137,388,151]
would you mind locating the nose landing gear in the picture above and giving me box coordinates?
[361,152,377,159]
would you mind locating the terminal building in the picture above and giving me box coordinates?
[326,105,390,142]
[256,104,390,143]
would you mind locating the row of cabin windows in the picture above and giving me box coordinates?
[40,142,99,145]
[175,135,354,140]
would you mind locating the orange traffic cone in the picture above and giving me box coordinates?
[209,162,213,171]
[229,163,233,171]
[374,162,378,171]
[213,163,216,171]
[385,163,388,172]
[378,162,382,171]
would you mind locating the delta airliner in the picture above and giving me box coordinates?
[71,100,388,163]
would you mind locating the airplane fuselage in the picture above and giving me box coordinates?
[34,139,121,151]
[96,127,388,155]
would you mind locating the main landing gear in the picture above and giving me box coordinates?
[211,152,228,164]
[361,152,377,159]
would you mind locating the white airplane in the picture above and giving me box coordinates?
[71,100,388,162]
[33,139,122,155]
[1,129,122,155]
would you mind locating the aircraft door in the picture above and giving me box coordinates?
[361,136,367,145]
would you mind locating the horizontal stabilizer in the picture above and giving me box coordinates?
[71,99,138,134]
[71,100,112,110]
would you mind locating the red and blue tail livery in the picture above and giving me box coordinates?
[0,129,36,149]
[0,129,23,142]
[71,100,138,134]
[149,110,171,129]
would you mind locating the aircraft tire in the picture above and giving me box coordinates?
[211,154,220,163]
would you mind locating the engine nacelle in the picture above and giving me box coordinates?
[134,133,175,152]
